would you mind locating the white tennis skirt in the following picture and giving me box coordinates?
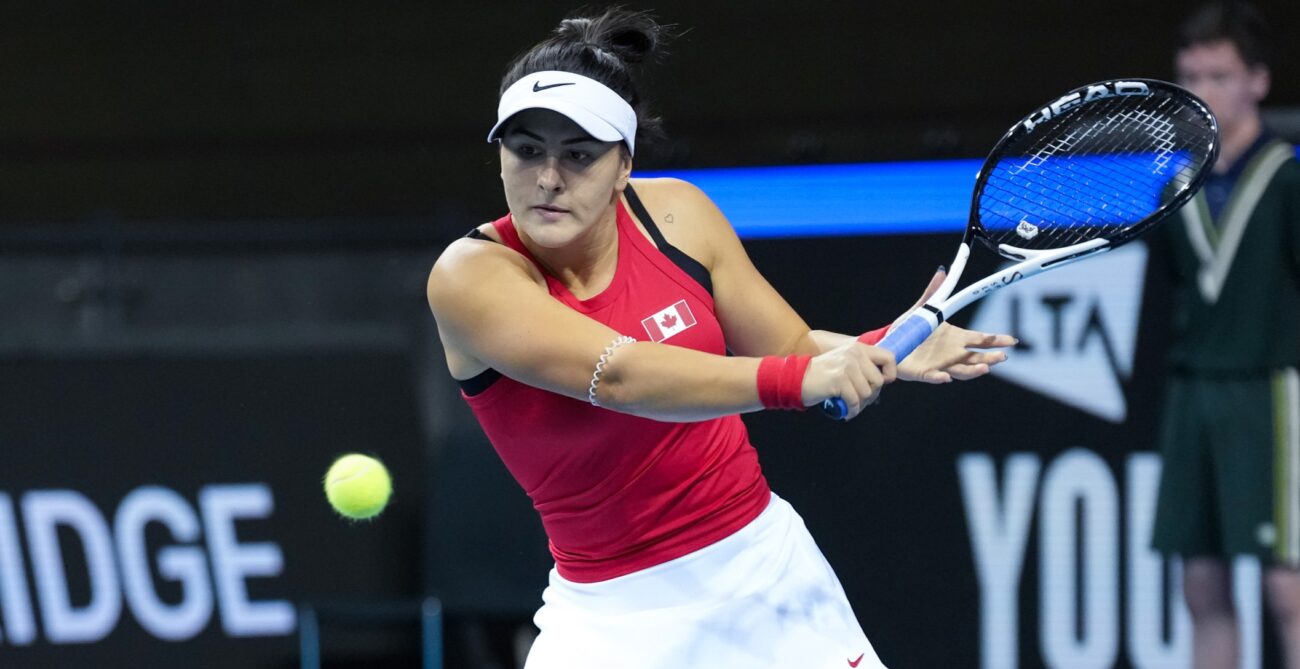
[524,493,887,669]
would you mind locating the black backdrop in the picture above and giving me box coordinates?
[2,1,1298,222]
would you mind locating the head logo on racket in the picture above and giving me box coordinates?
[1021,80,1152,132]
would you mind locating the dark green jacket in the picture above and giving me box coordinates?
[1161,140,1300,372]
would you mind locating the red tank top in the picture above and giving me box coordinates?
[462,199,771,583]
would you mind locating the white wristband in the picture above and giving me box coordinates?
[588,335,637,407]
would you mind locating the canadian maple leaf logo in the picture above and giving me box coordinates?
[640,300,696,343]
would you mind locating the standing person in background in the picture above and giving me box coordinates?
[426,8,1015,668]
[1151,3,1300,667]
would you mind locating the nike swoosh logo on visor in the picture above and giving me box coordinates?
[848,653,866,667]
[533,81,576,92]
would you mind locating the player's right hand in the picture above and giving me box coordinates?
[802,341,897,420]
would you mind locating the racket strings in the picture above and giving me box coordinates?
[989,97,1184,236]
[1006,105,1182,246]
[985,153,1145,244]
[1049,100,1209,246]
[983,98,1212,248]
[977,91,1214,250]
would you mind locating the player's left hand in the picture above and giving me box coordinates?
[892,267,1016,383]
[899,323,1014,383]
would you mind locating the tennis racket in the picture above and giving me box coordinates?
[823,78,1218,420]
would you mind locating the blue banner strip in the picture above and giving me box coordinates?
[639,146,1300,239]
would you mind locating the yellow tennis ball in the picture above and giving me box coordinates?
[324,454,392,520]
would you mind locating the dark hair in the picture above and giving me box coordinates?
[1177,2,1271,69]
[499,7,670,150]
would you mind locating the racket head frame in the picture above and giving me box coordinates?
[966,78,1219,256]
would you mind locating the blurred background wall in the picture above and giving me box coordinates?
[3,0,1296,223]
[1,2,1297,668]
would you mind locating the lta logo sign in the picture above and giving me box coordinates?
[960,244,1265,667]
[968,243,1147,422]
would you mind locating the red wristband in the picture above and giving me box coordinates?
[858,325,890,345]
[757,355,811,410]
[757,356,784,409]
[780,354,811,410]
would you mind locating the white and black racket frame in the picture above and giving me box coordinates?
[822,78,1219,420]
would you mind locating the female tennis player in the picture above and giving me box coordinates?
[426,9,1014,668]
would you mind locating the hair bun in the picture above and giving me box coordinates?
[554,9,663,64]
[555,17,595,42]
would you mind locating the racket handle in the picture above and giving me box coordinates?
[820,312,938,420]
[875,311,938,361]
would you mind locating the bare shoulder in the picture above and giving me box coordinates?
[426,228,550,379]
[628,177,740,269]
[426,230,541,314]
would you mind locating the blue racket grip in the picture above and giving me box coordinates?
[820,313,937,420]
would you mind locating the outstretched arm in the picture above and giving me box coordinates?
[427,234,893,422]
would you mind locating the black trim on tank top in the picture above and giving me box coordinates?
[458,227,499,395]
[459,368,501,396]
[623,184,713,296]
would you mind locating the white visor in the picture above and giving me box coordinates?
[486,70,638,156]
